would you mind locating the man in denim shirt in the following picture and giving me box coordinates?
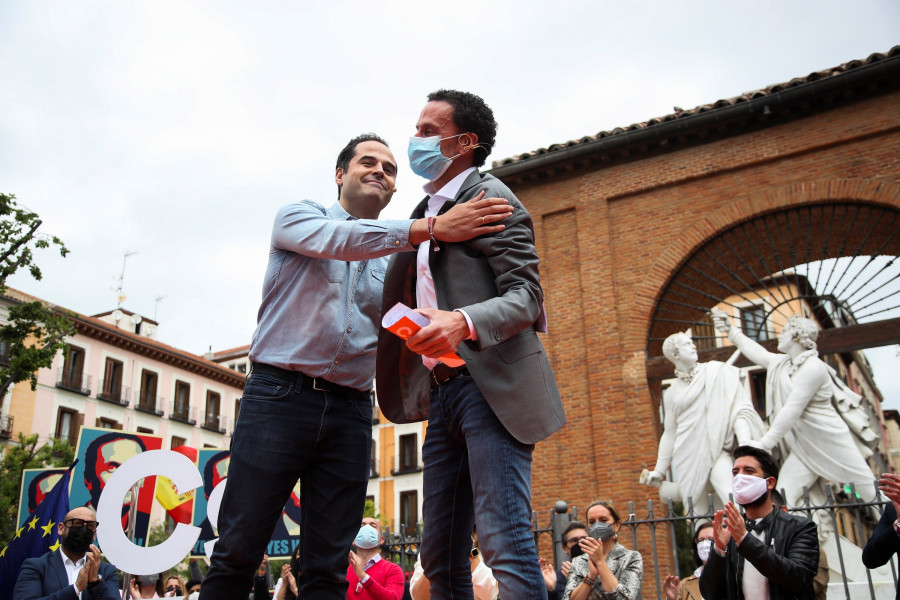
[199,133,512,600]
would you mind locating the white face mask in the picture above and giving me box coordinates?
[696,539,712,563]
[731,473,770,505]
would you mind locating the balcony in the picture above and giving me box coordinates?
[169,402,197,426]
[134,393,165,417]
[0,415,13,439]
[0,343,10,367]
[390,456,423,477]
[97,380,130,407]
[56,369,91,396]
[201,413,227,434]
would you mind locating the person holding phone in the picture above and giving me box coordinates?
[562,502,643,600]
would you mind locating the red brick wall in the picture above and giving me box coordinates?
[516,91,900,569]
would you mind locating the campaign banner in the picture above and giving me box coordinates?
[17,468,66,528]
[70,428,164,548]
[191,449,301,558]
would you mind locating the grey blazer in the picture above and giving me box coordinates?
[375,169,565,444]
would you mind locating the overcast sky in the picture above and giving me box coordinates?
[1,1,898,407]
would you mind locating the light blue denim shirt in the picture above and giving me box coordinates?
[249,200,414,391]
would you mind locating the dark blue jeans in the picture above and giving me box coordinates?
[199,371,372,600]
[421,375,545,599]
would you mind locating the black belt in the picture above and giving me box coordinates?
[251,363,369,396]
[430,363,469,389]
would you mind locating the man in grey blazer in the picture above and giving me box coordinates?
[376,89,565,600]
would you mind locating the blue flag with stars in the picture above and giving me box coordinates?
[0,460,76,598]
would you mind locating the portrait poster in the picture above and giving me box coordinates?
[191,448,301,558]
[17,468,66,528]
[70,427,164,547]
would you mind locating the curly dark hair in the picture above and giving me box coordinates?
[334,133,390,198]
[733,445,780,481]
[427,89,497,167]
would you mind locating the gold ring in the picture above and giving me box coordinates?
[481,216,486,224]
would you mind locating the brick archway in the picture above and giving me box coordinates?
[631,178,900,359]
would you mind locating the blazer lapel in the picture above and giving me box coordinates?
[49,550,72,594]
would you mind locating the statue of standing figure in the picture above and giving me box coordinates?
[641,331,767,515]
[710,309,878,516]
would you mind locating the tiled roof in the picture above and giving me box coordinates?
[492,46,900,169]
[1,286,244,388]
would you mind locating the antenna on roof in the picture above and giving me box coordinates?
[154,294,167,321]
[116,251,138,308]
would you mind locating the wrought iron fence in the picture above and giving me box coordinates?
[378,485,899,600]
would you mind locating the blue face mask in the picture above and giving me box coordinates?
[354,524,380,550]
[408,134,465,181]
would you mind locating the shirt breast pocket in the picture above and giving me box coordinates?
[369,268,385,303]
[317,259,345,283]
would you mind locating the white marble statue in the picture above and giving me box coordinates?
[710,310,878,514]
[642,332,766,515]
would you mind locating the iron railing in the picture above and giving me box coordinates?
[134,392,164,416]
[56,368,91,395]
[97,380,130,406]
[169,402,197,425]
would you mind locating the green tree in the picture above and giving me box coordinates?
[0,193,74,398]
[0,432,75,548]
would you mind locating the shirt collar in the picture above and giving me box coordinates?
[59,548,86,568]
[365,554,382,570]
[328,201,355,221]
[423,167,476,203]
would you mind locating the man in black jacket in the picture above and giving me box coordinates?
[862,472,900,600]
[699,445,819,600]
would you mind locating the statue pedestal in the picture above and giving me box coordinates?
[822,531,896,599]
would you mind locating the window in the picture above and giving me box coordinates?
[55,407,81,445]
[748,371,767,417]
[173,381,191,421]
[205,390,222,431]
[692,313,717,351]
[237,363,247,374]
[234,398,241,424]
[95,417,120,429]
[100,358,125,403]
[59,345,88,394]
[740,305,769,341]
[399,490,418,534]
[137,426,153,434]
[139,370,159,411]
[171,436,187,449]
[396,433,419,473]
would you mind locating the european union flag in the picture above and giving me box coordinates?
[0,460,76,598]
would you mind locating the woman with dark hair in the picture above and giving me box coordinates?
[273,547,301,600]
[562,501,643,600]
[663,522,715,600]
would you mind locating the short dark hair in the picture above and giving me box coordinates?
[335,133,390,197]
[733,445,780,481]
[561,520,587,545]
[427,89,496,167]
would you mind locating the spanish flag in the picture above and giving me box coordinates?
[154,445,197,523]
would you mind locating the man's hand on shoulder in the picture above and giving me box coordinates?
[407,308,469,358]
[409,191,513,245]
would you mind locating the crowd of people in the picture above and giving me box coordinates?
[10,447,900,599]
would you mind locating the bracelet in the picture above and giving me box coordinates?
[582,576,596,587]
[427,216,441,252]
